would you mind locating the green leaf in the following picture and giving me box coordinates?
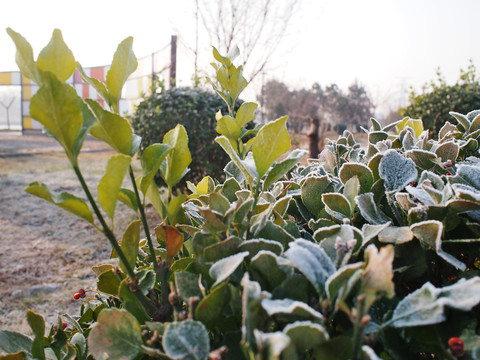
[36,29,75,83]
[450,111,471,131]
[238,238,284,259]
[355,193,390,225]
[196,282,231,329]
[120,220,141,274]
[434,141,459,163]
[389,277,480,328]
[322,193,352,221]
[379,149,417,191]
[86,99,135,155]
[76,62,109,105]
[261,298,324,321]
[106,37,138,113]
[0,331,32,355]
[263,149,307,190]
[160,124,192,187]
[118,188,139,211]
[339,163,374,193]
[175,271,202,302]
[209,251,249,287]
[140,143,172,194]
[6,28,41,84]
[406,149,439,170]
[98,154,131,218]
[30,72,84,161]
[250,251,286,289]
[301,176,333,217]
[216,136,254,188]
[88,308,142,360]
[252,116,291,178]
[204,236,241,262]
[283,321,329,353]
[26,310,45,360]
[326,262,364,301]
[96,269,122,295]
[25,182,93,223]
[285,239,336,294]
[162,320,210,360]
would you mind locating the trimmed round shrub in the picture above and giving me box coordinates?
[132,86,238,186]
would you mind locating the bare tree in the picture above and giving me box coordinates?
[198,0,300,82]
[0,95,15,130]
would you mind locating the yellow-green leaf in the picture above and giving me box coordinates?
[120,220,141,275]
[30,73,83,161]
[252,116,291,178]
[216,114,242,140]
[236,102,257,127]
[215,135,254,188]
[140,143,172,194]
[77,62,109,105]
[106,37,138,113]
[6,28,41,84]
[167,194,188,226]
[160,125,192,187]
[396,117,424,138]
[86,99,134,155]
[36,29,75,83]
[98,154,131,218]
[25,182,93,223]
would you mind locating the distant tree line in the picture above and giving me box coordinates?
[259,79,375,135]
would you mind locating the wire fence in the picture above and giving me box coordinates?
[0,43,172,131]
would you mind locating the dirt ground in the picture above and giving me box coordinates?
[0,131,148,334]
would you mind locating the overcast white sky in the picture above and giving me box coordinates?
[1,0,479,116]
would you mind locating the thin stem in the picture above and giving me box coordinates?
[352,295,367,360]
[72,165,136,279]
[73,164,157,316]
[128,166,160,273]
[386,191,403,226]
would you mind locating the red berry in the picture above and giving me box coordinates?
[73,293,81,300]
[446,172,452,176]
[448,337,464,357]
[78,288,86,298]
[62,321,68,330]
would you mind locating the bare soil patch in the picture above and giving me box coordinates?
[0,132,157,334]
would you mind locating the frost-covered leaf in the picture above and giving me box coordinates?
[378,226,413,244]
[285,239,335,294]
[264,149,307,190]
[238,238,284,258]
[435,141,459,163]
[209,251,249,287]
[254,330,290,359]
[361,222,391,248]
[162,320,209,360]
[322,193,352,221]
[175,271,201,302]
[88,308,142,360]
[379,150,417,191]
[261,298,324,321]
[355,193,390,225]
[406,149,439,170]
[283,321,329,354]
[390,277,480,328]
[411,220,466,270]
[339,162,374,193]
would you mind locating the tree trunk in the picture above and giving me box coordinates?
[307,117,320,159]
